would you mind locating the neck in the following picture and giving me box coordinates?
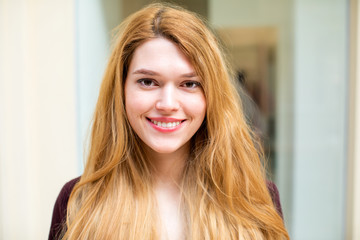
[145,143,189,188]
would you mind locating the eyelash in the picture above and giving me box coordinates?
[136,79,201,89]
[137,78,157,87]
[181,81,201,89]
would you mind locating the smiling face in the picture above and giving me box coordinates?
[124,38,206,155]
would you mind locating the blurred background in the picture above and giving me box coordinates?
[0,0,359,239]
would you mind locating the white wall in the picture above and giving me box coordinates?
[76,0,122,171]
[0,0,78,239]
[0,0,124,238]
[292,0,347,239]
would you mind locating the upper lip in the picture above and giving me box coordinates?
[147,117,186,122]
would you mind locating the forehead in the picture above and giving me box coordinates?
[128,38,196,76]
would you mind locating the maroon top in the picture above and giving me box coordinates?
[48,178,283,240]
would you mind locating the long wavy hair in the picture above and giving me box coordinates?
[63,3,289,239]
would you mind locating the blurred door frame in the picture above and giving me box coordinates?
[347,0,360,239]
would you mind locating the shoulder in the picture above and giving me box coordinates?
[266,181,283,219]
[54,177,80,211]
[48,177,80,240]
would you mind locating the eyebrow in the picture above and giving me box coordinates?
[132,68,198,78]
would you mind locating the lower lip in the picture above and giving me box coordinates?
[148,119,184,133]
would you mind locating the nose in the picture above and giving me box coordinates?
[155,85,180,112]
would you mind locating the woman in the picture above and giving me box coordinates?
[49,3,289,240]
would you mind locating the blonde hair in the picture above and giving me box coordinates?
[63,3,289,239]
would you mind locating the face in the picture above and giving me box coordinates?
[124,38,206,155]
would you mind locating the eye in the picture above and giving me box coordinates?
[137,78,157,87]
[181,81,201,89]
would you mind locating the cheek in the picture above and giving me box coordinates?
[125,85,140,123]
[125,93,156,136]
[125,96,141,115]
[186,94,206,121]
[125,86,148,118]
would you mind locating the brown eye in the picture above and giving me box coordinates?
[137,79,156,87]
[182,81,201,89]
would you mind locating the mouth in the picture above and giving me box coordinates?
[146,117,186,129]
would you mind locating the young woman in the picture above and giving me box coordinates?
[49,3,289,240]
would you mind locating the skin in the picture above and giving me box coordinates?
[124,37,206,240]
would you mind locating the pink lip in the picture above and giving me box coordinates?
[147,117,185,122]
[146,117,185,133]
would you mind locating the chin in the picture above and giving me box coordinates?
[146,141,188,154]
[151,146,181,154]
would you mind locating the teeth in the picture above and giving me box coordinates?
[150,119,181,128]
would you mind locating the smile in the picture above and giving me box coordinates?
[146,117,186,132]
[150,119,181,128]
